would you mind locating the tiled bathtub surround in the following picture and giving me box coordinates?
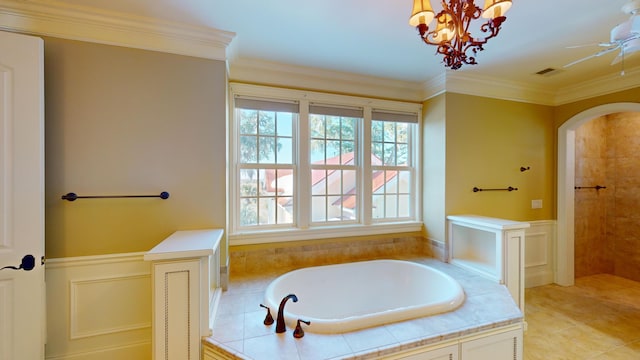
[205,257,522,360]
[229,235,444,276]
[575,111,640,281]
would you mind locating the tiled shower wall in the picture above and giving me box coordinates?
[575,112,640,281]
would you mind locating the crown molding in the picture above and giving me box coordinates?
[229,58,425,102]
[420,71,557,105]
[553,66,640,105]
[420,72,447,100]
[442,72,557,105]
[0,0,235,61]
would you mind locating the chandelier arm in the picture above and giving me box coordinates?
[412,0,511,69]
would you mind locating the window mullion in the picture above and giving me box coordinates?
[297,99,310,229]
[362,107,372,225]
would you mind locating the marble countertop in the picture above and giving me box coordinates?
[204,257,523,360]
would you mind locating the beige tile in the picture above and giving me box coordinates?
[525,275,640,360]
[342,326,397,353]
[294,333,353,360]
[243,333,300,360]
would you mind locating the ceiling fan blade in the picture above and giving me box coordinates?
[566,42,615,49]
[563,46,620,68]
[564,54,599,68]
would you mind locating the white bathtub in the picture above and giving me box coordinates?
[263,259,465,334]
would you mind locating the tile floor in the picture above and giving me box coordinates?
[524,274,640,360]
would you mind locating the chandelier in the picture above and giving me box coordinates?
[409,0,512,69]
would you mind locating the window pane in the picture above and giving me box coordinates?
[259,198,275,224]
[396,123,408,143]
[258,111,276,135]
[276,170,293,196]
[310,140,325,164]
[385,195,398,218]
[240,198,258,226]
[372,121,383,142]
[326,169,341,195]
[259,136,276,163]
[341,141,354,164]
[310,115,324,138]
[397,144,409,166]
[312,196,327,221]
[258,169,270,196]
[383,143,396,166]
[341,117,355,140]
[312,169,326,195]
[372,143,383,165]
[342,170,356,194]
[326,116,341,139]
[384,122,395,142]
[240,169,257,196]
[240,136,257,163]
[277,113,293,137]
[328,195,343,221]
[398,195,410,217]
[278,197,294,224]
[277,137,293,164]
[398,171,411,193]
[372,194,384,219]
[239,110,257,135]
[327,140,341,159]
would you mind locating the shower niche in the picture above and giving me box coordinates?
[447,215,529,311]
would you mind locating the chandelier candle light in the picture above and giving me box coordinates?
[409,0,512,69]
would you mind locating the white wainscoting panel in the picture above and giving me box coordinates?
[45,252,152,360]
[524,220,556,288]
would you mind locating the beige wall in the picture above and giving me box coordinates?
[44,37,228,259]
[420,93,555,244]
[444,93,555,219]
[422,94,447,244]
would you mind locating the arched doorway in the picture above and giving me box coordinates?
[557,102,640,286]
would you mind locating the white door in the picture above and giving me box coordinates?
[0,30,45,360]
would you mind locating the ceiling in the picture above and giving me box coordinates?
[43,0,640,97]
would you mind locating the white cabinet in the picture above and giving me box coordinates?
[151,259,201,360]
[461,328,522,360]
[380,325,522,360]
[447,215,529,311]
[382,343,458,360]
[145,229,223,360]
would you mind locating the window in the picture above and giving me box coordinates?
[235,98,298,228]
[230,84,421,245]
[371,110,418,221]
[309,105,361,223]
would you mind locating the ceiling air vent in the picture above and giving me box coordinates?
[535,67,563,77]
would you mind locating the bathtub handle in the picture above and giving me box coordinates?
[293,319,311,339]
[259,304,274,325]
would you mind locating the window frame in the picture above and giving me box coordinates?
[229,83,422,245]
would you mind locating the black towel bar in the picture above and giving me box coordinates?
[473,186,518,192]
[61,191,170,201]
[574,185,606,190]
